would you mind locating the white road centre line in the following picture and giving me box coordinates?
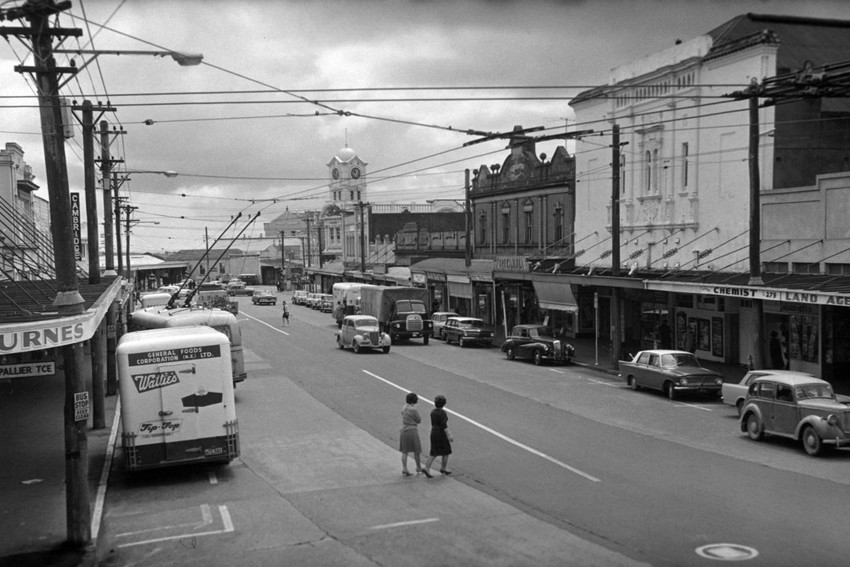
[586,378,620,387]
[676,402,714,412]
[361,370,601,483]
[370,518,440,531]
[240,311,289,335]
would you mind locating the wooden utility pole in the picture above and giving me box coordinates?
[280,230,286,288]
[358,201,367,273]
[747,85,766,369]
[465,169,471,267]
[1,0,91,546]
[610,124,622,368]
[115,193,123,275]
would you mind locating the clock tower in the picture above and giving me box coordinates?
[327,145,367,205]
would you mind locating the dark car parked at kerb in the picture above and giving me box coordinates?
[501,324,574,365]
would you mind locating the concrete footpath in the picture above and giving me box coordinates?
[0,335,748,567]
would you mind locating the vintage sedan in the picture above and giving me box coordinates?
[292,290,309,305]
[501,324,574,365]
[251,289,277,305]
[722,370,815,416]
[431,311,459,340]
[336,315,391,354]
[619,350,723,400]
[740,374,850,456]
[443,317,493,348]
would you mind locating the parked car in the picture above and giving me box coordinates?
[306,292,320,309]
[501,324,574,365]
[619,350,723,400]
[722,370,815,416]
[336,315,391,354]
[319,293,334,313]
[226,280,254,296]
[443,317,493,348]
[740,374,850,456]
[432,311,459,340]
[251,289,277,305]
[292,290,308,306]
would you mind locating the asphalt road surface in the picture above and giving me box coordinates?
[98,294,850,566]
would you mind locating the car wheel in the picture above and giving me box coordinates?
[506,347,515,360]
[666,382,676,400]
[745,413,763,441]
[353,342,361,354]
[628,376,639,391]
[382,346,390,354]
[735,399,744,417]
[423,335,429,346]
[439,329,445,341]
[801,425,824,456]
[459,337,466,348]
[533,350,543,365]
[337,337,345,350]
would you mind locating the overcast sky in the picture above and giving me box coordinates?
[2,0,849,254]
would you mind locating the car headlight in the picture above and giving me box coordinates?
[715,377,723,385]
[827,414,840,426]
[680,378,689,386]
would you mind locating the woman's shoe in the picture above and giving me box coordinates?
[402,471,413,477]
[440,469,452,475]
[422,469,433,478]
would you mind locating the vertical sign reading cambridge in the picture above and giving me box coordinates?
[70,192,82,261]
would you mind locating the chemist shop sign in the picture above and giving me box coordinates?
[701,285,850,306]
[0,361,56,378]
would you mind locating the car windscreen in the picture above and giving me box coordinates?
[796,383,834,400]
[663,353,699,368]
[396,300,426,313]
[461,320,484,328]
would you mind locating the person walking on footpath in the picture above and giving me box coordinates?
[281,300,290,326]
[424,395,453,477]
[399,392,431,478]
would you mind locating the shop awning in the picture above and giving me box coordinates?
[532,280,579,313]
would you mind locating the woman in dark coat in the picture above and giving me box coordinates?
[424,395,453,476]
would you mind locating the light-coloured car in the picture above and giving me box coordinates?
[251,289,277,305]
[319,293,334,313]
[336,315,391,354]
[722,370,815,416]
[619,349,723,400]
[292,290,309,306]
[740,374,850,456]
[443,317,493,347]
[432,311,459,340]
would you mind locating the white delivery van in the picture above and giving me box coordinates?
[117,325,240,471]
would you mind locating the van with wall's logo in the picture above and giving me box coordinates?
[117,326,240,471]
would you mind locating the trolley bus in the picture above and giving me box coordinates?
[129,306,247,386]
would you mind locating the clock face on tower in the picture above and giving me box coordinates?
[332,168,340,179]
[351,167,361,179]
